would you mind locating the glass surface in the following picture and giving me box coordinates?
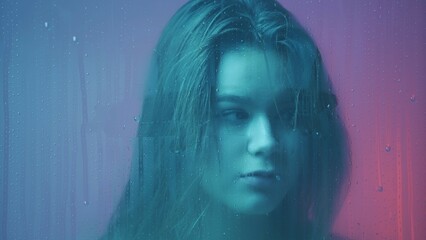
[0,0,424,239]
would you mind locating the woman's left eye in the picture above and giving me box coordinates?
[271,108,292,120]
[270,109,295,126]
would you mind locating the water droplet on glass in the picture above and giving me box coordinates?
[44,22,48,28]
[410,95,416,102]
[83,200,89,205]
[133,116,138,122]
[72,36,77,42]
[275,175,281,181]
[385,145,391,152]
[377,186,383,192]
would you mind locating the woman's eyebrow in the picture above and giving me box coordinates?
[216,94,253,104]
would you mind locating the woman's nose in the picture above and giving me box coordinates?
[247,114,277,157]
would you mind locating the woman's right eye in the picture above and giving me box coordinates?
[218,109,250,124]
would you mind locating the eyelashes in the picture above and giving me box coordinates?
[270,107,295,123]
[215,107,296,128]
[211,91,336,133]
[218,109,250,123]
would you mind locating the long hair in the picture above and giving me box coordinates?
[101,0,349,239]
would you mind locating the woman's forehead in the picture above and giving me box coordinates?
[216,47,308,95]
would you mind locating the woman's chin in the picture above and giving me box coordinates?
[225,197,282,216]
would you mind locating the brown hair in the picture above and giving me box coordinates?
[101,0,349,239]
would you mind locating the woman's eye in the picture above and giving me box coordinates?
[272,109,292,120]
[271,109,295,126]
[219,109,250,123]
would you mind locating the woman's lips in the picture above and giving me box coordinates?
[240,170,276,178]
[239,171,280,188]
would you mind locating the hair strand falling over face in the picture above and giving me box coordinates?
[100,1,350,239]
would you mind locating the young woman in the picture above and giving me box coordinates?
[101,0,349,239]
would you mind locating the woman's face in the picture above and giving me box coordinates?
[201,47,308,215]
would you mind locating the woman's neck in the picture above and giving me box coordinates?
[200,202,279,240]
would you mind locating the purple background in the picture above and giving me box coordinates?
[0,0,425,239]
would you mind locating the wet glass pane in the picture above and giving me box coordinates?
[0,0,424,239]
